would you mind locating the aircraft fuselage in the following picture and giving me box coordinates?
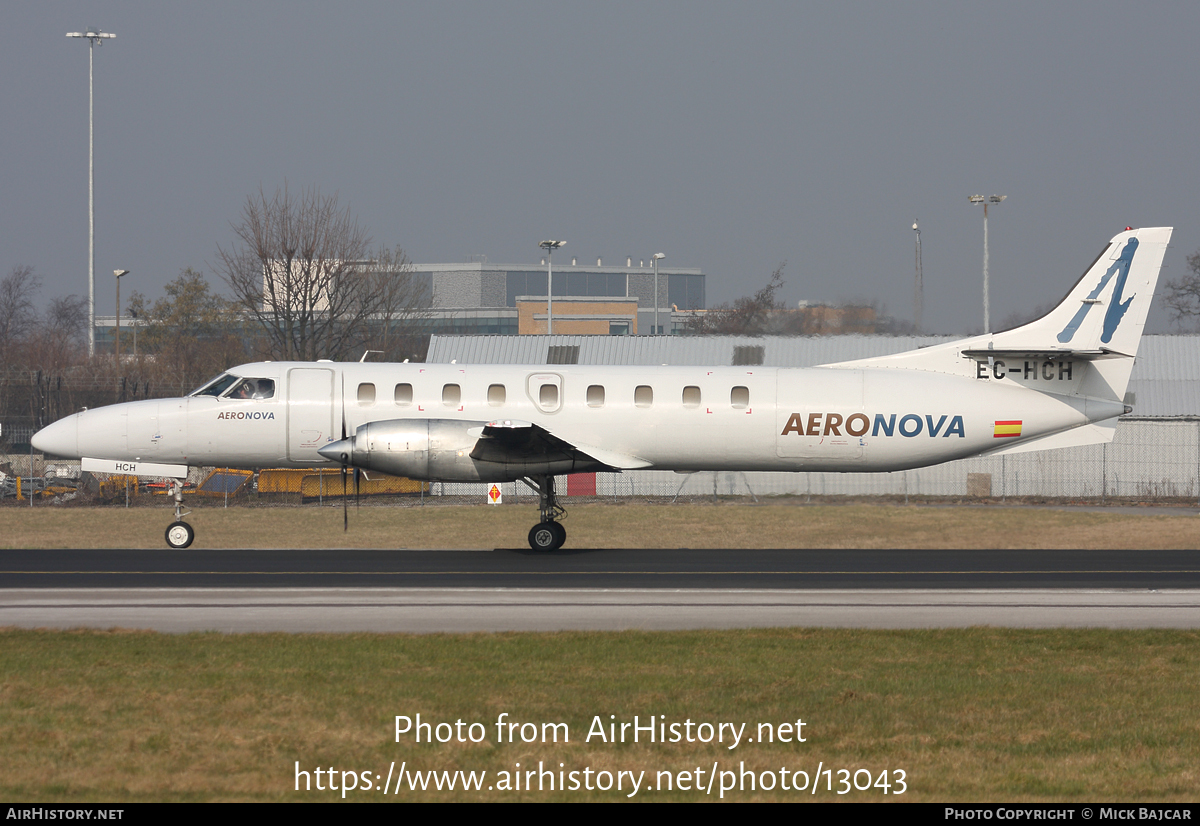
[35,360,1123,481]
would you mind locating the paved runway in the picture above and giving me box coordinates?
[2,588,1198,632]
[2,547,1199,589]
[0,547,1197,631]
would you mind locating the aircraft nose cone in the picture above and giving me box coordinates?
[317,438,353,463]
[31,415,79,458]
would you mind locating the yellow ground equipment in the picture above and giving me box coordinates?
[194,468,254,498]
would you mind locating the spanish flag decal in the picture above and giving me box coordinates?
[993,420,1022,438]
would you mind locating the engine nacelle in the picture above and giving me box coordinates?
[339,418,604,482]
[347,418,489,481]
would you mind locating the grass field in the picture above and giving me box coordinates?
[1,500,1200,549]
[1,627,1198,802]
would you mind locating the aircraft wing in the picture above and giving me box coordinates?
[469,420,652,470]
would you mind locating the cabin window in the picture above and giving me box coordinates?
[488,384,506,406]
[731,386,750,409]
[357,382,376,405]
[634,385,653,408]
[527,373,563,412]
[394,383,413,405]
[682,386,701,408]
[587,385,605,408]
[442,384,461,407]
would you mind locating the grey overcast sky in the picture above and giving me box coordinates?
[4,1,1198,335]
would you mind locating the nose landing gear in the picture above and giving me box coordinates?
[164,480,194,549]
[523,475,566,551]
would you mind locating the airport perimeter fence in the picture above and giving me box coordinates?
[4,417,1200,509]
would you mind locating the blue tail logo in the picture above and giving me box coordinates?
[1057,237,1138,344]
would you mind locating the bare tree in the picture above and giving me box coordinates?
[125,268,246,394]
[44,294,88,344]
[29,294,88,373]
[682,263,905,336]
[215,184,412,362]
[361,244,431,361]
[0,265,42,352]
[1162,249,1200,330]
[683,264,787,335]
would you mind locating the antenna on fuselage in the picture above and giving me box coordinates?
[360,350,383,362]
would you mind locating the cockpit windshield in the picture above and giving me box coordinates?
[226,378,276,400]
[189,373,239,397]
[189,373,277,400]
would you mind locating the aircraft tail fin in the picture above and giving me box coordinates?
[985,226,1172,403]
[989,226,1172,358]
[824,227,1172,405]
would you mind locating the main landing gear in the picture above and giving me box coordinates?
[164,479,194,549]
[523,475,566,551]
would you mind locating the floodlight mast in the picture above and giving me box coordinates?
[969,194,1005,332]
[66,27,117,358]
[652,253,666,335]
[539,240,565,334]
[114,270,129,363]
[912,221,922,334]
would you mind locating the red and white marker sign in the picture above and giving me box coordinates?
[488,483,502,505]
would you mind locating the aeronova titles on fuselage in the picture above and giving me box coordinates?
[780,412,966,438]
[215,411,276,420]
[975,360,1074,381]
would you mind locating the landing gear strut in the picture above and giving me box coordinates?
[165,479,194,549]
[523,475,566,551]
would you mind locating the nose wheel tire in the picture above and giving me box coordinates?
[165,521,195,549]
[529,521,566,552]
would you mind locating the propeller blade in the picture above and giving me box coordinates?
[341,453,348,532]
[340,374,349,531]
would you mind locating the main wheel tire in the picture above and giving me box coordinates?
[165,521,195,549]
[528,522,564,552]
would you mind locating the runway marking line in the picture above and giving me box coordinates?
[2,570,1200,576]
[3,602,1199,610]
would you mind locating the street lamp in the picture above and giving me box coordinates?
[652,253,665,335]
[114,269,128,362]
[969,194,1005,333]
[539,240,565,335]
[912,221,922,334]
[66,27,116,358]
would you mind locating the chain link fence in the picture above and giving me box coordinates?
[5,418,1200,508]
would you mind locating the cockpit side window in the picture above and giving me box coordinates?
[190,373,238,397]
[225,378,276,400]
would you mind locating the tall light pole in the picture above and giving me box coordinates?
[114,269,129,362]
[539,240,565,334]
[67,27,116,358]
[652,252,665,335]
[969,194,1005,332]
[912,221,923,334]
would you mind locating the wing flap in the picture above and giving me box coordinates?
[470,420,650,470]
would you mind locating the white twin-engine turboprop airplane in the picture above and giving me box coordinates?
[32,227,1172,551]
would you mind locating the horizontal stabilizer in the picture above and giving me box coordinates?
[959,347,1131,361]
